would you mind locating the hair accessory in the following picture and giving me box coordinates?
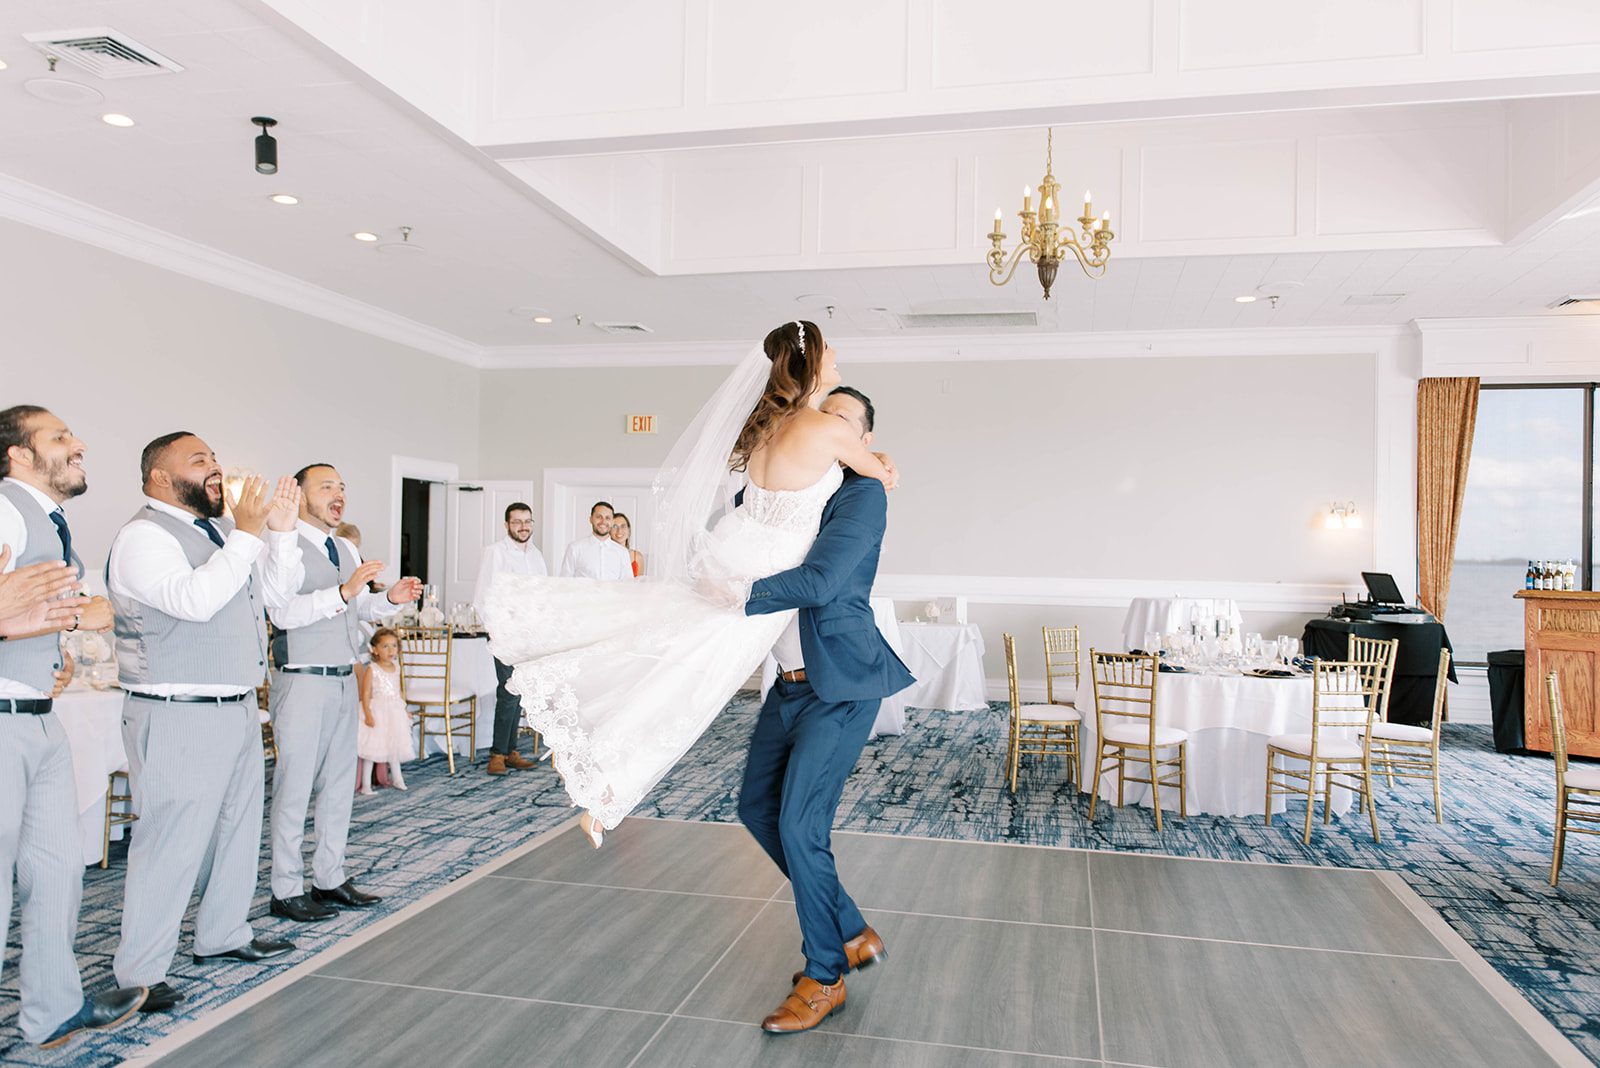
[794,320,806,356]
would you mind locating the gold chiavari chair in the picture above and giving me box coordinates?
[398,626,478,774]
[1088,650,1187,831]
[1002,633,1082,792]
[1548,672,1600,886]
[1347,634,1399,717]
[1364,649,1450,821]
[1042,625,1081,710]
[1265,657,1384,845]
[102,769,136,869]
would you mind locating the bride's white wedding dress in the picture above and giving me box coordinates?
[482,463,843,829]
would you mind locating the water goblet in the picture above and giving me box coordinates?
[1280,637,1300,664]
[1142,630,1160,655]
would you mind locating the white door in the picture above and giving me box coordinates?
[443,479,536,608]
[544,468,658,575]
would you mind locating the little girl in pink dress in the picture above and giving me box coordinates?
[358,628,415,793]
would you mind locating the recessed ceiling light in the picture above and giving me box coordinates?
[532,316,553,324]
[0,59,9,71]
[1234,295,1257,304]
[100,112,135,127]
[352,231,378,242]
[269,193,298,205]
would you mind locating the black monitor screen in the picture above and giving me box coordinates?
[1361,571,1406,605]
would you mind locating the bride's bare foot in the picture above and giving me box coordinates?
[578,811,604,849]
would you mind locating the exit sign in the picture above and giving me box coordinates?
[627,414,657,435]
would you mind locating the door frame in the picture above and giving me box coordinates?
[543,467,659,574]
[389,455,459,582]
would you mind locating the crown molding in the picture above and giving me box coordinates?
[0,172,487,369]
[1413,314,1600,336]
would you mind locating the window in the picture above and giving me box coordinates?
[1450,385,1592,665]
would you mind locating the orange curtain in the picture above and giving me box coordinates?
[1416,377,1480,619]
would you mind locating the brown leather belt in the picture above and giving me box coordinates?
[779,668,807,683]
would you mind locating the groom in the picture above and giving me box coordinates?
[737,385,915,1034]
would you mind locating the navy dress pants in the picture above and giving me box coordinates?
[737,676,878,982]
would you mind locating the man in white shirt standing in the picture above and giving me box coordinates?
[0,404,147,1050]
[474,501,546,777]
[559,500,633,581]
[106,433,303,1015]
[259,464,421,924]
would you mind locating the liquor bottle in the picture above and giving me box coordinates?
[1566,560,1577,591]
[1544,562,1555,590]
[1538,561,1549,590]
[1526,561,1537,590]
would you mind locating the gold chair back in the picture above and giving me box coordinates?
[1090,650,1159,746]
[396,625,454,701]
[1427,648,1451,743]
[1311,657,1385,749]
[1003,633,1023,714]
[1042,626,1081,706]
[1346,635,1399,721]
[1549,670,1570,783]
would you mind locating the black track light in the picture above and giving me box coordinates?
[252,116,278,175]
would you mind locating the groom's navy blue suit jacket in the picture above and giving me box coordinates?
[745,470,915,704]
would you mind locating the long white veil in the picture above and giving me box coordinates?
[646,344,770,588]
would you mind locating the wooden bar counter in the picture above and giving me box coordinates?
[1516,589,1600,756]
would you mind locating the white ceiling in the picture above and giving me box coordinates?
[2,0,1600,363]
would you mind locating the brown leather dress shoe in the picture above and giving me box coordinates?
[503,750,536,770]
[486,753,508,776]
[761,976,845,1034]
[791,925,887,985]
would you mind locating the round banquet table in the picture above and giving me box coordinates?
[51,685,130,866]
[1121,597,1243,651]
[414,633,499,757]
[896,622,989,713]
[1073,669,1358,818]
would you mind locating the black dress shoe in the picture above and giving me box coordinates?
[194,936,296,964]
[270,894,338,922]
[310,880,382,908]
[138,982,184,1014]
[40,987,148,1048]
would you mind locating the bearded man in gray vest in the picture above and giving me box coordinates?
[0,404,147,1049]
[106,433,305,1014]
[261,463,421,921]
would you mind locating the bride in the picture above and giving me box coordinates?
[481,320,895,847]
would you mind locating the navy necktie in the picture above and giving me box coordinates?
[48,509,72,566]
[325,536,341,569]
[194,517,226,549]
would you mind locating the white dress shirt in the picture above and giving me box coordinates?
[559,534,633,581]
[474,536,548,610]
[772,618,804,673]
[260,519,400,666]
[106,496,296,696]
[0,477,72,699]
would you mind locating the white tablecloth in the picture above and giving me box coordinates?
[1074,670,1357,818]
[52,686,129,866]
[759,598,912,737]
[414,635,499,757]
[898,622,989,712]
[1121,597,1243,651]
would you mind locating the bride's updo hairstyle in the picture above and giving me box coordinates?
[729,319,825,471]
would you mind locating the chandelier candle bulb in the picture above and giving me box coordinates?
[1023,185,1032,212]
[1084,191,1092,216]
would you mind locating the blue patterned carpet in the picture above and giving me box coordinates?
[4,695,1599,1065]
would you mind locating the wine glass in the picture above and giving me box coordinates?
[1244,632,1262,663]
[1142,630,1160,655]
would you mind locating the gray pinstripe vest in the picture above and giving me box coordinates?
[110,506,268,688]
[0,480,82,692]
[270,533,363,666]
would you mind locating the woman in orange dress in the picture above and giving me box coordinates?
[610,512,646,578]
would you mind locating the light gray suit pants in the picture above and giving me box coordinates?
[268,671,357,899]
[113,697,264,986]
[0,712,85,1044]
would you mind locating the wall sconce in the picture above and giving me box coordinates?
[1325,501,1363,530]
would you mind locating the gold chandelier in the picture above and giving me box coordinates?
[987,127,1114,300]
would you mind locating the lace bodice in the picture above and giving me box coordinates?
[740,464,843,532]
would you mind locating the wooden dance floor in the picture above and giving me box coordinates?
[133,818,1585,1066]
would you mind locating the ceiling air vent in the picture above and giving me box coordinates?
[1343,294,1405,306]
[1548,295,1600,310]
[594,322,654,335]
[895,311,1038,329]
[24,29,184,78]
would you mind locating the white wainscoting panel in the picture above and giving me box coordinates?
[490,0,687,119]
[1139,139,1298,242]
[817,157,960,254]
[1452,0,1600,53]
[930,0,1155,88]
[707,0,910,103]
[1314,125,1497,236]
[669,163,806,260]
[1178,0,1424,71]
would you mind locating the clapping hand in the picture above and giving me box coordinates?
[226,475,272,537]
[266,477,301,532]
[77,596,114,633]
[0,548,90,638]
[51,651,74,698]
[387,576,423,605]
[340,561,386,603]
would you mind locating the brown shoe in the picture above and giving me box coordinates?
[486,753,508,776]
[791,926,887,985]
[503,750,536,770]
[761,976,845,1034]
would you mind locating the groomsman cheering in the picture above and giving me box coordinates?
[559,501,633,580]
[262,464,420,922]
[0,405,146,1049]
[106,433,303,1014]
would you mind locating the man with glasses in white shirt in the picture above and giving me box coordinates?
[474,502,546,776]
